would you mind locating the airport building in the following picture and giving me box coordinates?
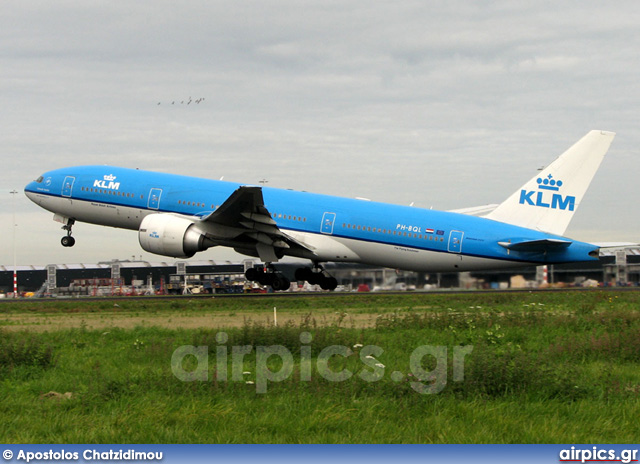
[1,248,638,297]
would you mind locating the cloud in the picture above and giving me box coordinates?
[1,0,639,265]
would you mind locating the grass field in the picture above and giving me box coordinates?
[1,290,639,443]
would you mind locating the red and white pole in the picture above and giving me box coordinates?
[543,265,548,285]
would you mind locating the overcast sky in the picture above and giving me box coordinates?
[1,0,639,267]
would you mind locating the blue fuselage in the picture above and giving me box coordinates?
[24,165,600,272]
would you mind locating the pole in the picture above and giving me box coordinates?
[10,190,17,298]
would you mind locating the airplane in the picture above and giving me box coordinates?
[24,130,616,291]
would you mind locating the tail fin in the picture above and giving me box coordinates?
[486,130,615,236]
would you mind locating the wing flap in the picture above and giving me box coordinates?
[240,211,277,226]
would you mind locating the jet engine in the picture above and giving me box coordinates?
[138,214,214,258]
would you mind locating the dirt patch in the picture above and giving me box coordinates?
[0,310,382,332]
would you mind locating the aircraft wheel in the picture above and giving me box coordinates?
[245,267,259,281]
[61,236,75,247]
[295,267,312,281]
[257,272,273,286]
[320,276,338,291]
[272,274,290,291]
[308,272,323,286]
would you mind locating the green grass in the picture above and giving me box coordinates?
[1,290,639,443]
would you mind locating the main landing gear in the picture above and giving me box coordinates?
[60,218,76,247]
[295,264,338,291]
[245,264,291,291]
[244,263,339,291]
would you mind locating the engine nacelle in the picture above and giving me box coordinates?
[138,214,212,258]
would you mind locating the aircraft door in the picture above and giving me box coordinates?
[148,188,162,210]
[62,176,75,198]
[321,212,336,235]
[448,230,464,253]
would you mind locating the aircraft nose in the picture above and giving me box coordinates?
[24,175,46,202]
[24,183,37,202]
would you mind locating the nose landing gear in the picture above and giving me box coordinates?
[61,219,76,247]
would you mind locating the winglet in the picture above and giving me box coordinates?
[486,130,615,236]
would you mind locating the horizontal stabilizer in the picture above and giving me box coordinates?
[591,242,640,249]
[449,204,498,216]
[498,238,572,252]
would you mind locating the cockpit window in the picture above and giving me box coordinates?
[36,176,44,183]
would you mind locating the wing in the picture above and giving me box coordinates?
[200,186,316,262]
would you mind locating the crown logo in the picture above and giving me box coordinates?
[537,174,563,191]
[104,174,116,181]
